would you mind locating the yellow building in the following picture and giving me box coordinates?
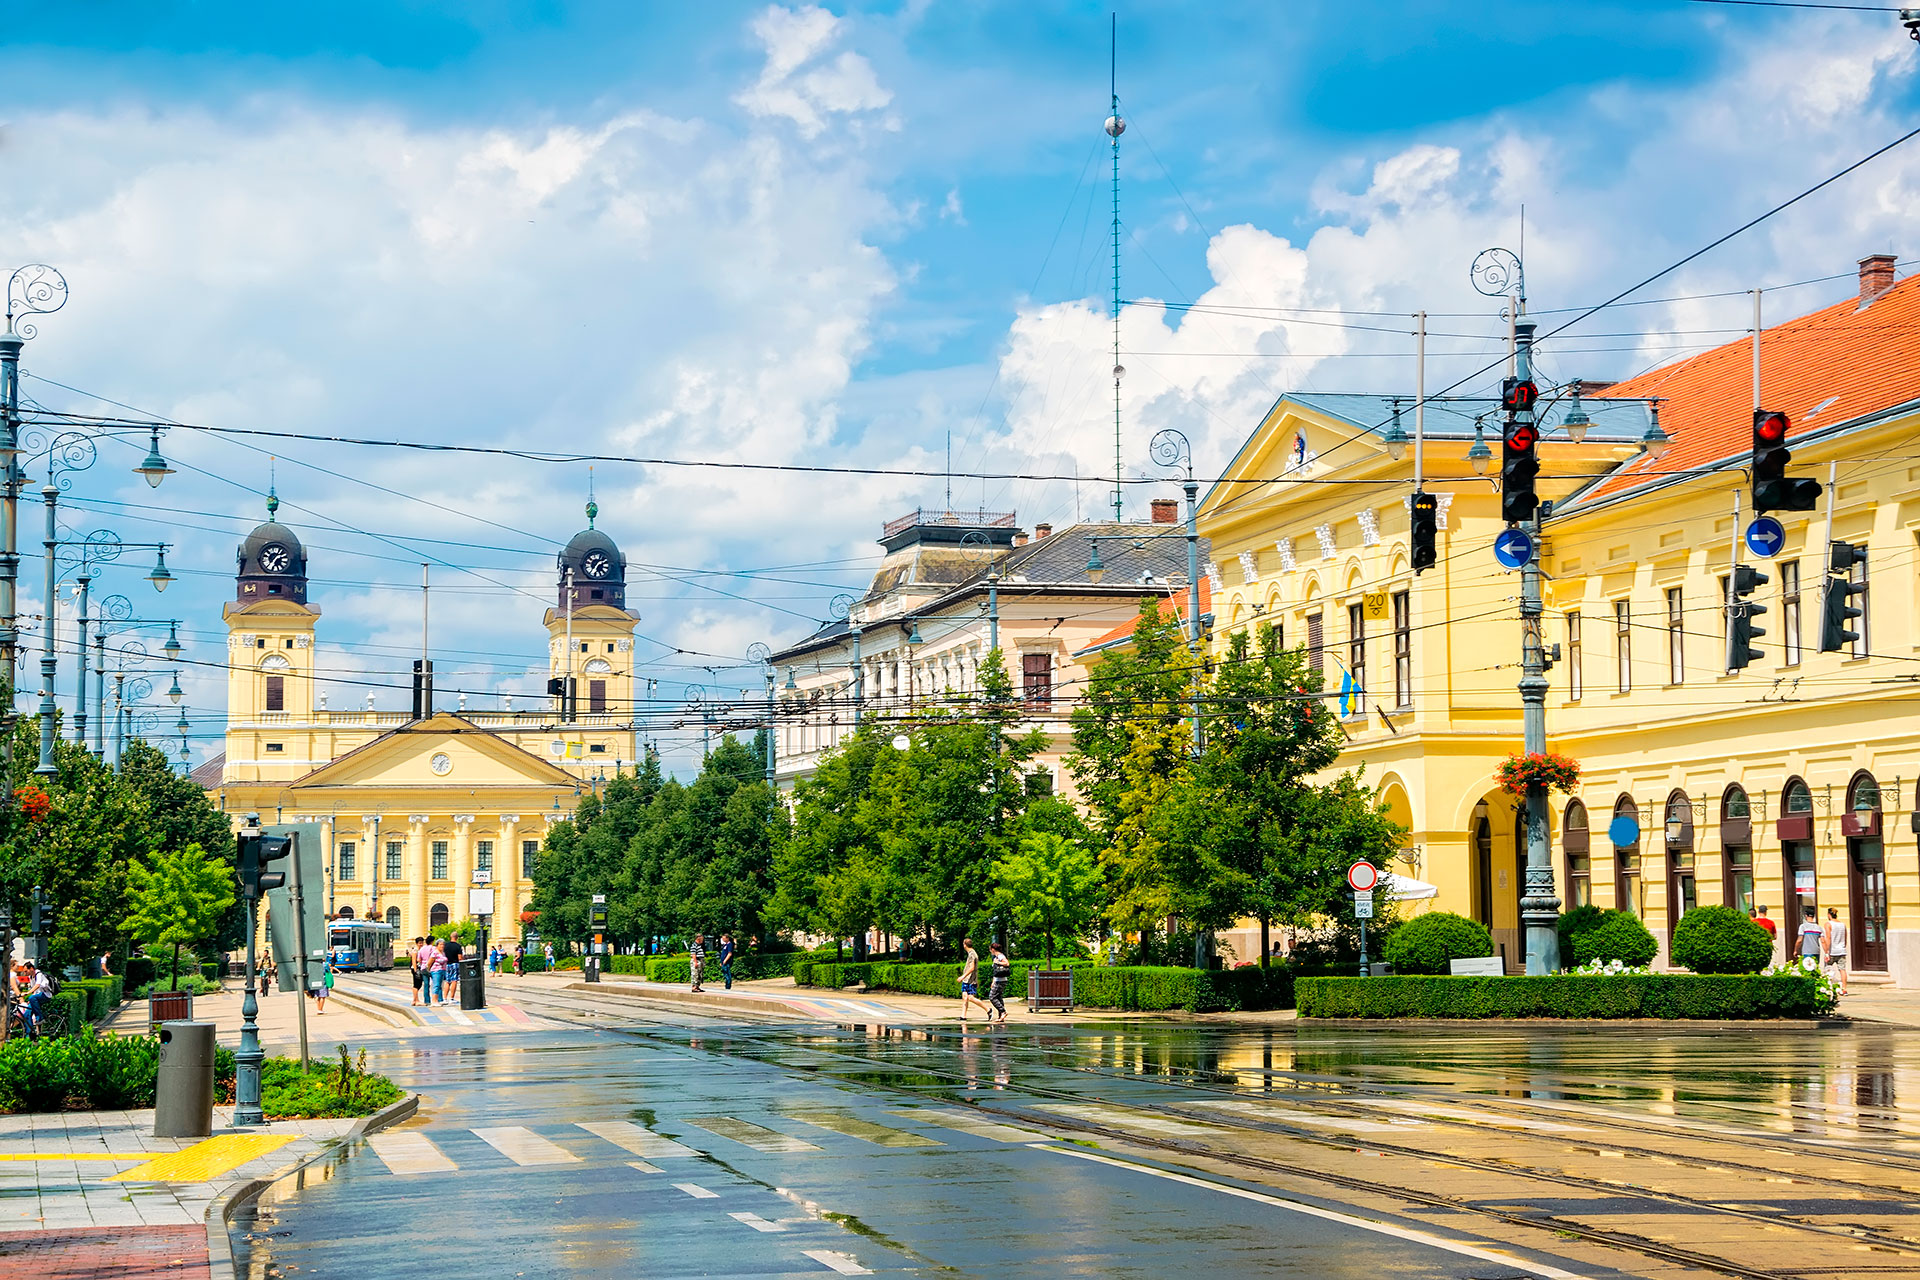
[1196,256,1920,986]
[202,492,643,941]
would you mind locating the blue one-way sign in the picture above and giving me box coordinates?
[1493,528,1534,570]
[1745,516,1786,558]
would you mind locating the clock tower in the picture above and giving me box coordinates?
[545,499,639,728]
[222,487,321,781]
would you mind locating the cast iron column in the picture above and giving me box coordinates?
[1515,321,1561,974]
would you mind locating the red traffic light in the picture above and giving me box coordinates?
[1754,410,1788,446]
[1502,421,1538,452]
[1502,378,1538,413]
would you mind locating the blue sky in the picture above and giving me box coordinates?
[3,1,1917,775]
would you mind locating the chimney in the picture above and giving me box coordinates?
[1034,523,1052,540]
[1013,532,1029,547]
[1860,254,1897,302]
[1150,499,1179,524]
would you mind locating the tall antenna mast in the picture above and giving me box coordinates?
[1106,12,1126,524]
[945,430,952,510]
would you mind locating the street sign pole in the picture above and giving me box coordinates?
[1514,323,1561,976]
[287,832,311,1072]
[1348,862,1378,978]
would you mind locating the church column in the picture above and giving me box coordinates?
[499,814,521,942]
[452,815,474,924]
[407,815,429,941]
[361,815,380,924]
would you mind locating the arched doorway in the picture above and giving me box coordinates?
[336,905,355,920]
[1664,790,1697,929]
[1612,795,1641,915]
[1779,776,1815,926]
[1469,795,1521,968]
[1472,801,1495,927]
[1563,800,1591,908]
[1845,770,1888,972]
[1721,785,1754,916]
[430,902,450,929]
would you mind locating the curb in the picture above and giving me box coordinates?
[563,980,808,1020]
[329,984,427,1028]
[1293,1015,1852,1030]
[202,1091,420,1280]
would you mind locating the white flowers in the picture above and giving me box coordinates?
[1572,959,1650,975]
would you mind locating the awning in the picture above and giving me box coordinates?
[1383,873,1437,901]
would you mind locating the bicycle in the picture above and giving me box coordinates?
[7,998,70,1040]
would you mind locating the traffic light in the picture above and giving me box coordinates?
[1500,417,1540,524]
[1751,409,1821,512]
[1820,541,1867,652]
[1409,491,1438,572]
[1501,377,1538,414]
[239,831,293,898]
[1726,565,1768,671]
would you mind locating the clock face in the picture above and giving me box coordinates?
[259,543,292,574]
[430,752,453,776]
[581,550,612,580]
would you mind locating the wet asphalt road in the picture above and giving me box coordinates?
[233,1020,1593,1279]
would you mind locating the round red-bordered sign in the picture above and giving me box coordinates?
[1347,862,1379,892]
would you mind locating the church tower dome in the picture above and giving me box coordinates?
[235,487,308,604]
[557,498,626,612]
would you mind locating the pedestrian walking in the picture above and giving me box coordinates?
[410,937,428,1006]
[310,958,333,1013]
[1797,906,1824,973]
[258,955,274,999]
[689,934,706,992]
[1823,906,1850,996]
[544,942,554,969]
[985,942,1011,1024]
[514,943,525,976]
[442,935,462,1003]
[957,938,994,1022]
[1753,905,1777,948]
[719,933,735,990]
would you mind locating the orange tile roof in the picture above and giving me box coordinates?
[1572,270,1920,507]
[1074,576,1211,658]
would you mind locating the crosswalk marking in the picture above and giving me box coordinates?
[472,1126,580,1166]
[1034,1102,1231,1138]
[786,1110,941,1148]
[366,1131,457,1176]
[802,1248,873,1275]
[687,1116,820,1153]
[577,1120,699,1159]
[626,1159,662,1174]
[675,1181,718,1199]
[889,1107,1051,1144]
[1183,1100,1417,1133]
[729,1211,785,1232]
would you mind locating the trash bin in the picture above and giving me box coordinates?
[154,1022,215,1139]
[584,955,600,983]
[459,956,484,1010]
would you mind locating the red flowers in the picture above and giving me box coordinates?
[1495,751,1581,797]
[12,785,50,824]
[519,909,541,925]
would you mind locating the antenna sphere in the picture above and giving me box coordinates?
[1104,115,1126,138]
[1112,364,1126,380]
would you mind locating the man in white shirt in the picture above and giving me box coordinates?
[22,963,52,1035]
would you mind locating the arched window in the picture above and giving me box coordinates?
[1612,795,1641,916]
[430,902,449,928]
[1722,785,1754,915]
[1780,776,1816,916]
[1563,800,1591,908]
[1471,800,1494,926]
[336,905,355,919]
[1665,790,1697,923]
[1846,770,1888,972]
[385,906,401,930]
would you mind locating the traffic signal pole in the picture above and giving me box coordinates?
[1513,323,1561,975]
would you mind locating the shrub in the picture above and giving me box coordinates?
[200,961,222,983]
[0,1032,240,1113]
[1296,972,1826,1019]
[1670,905,1774,974]
[1381,912,1493,975]
[261,1045,402,1119]
[1554,905,1607,963]
[647,958,690,983]
[133,975,219,1000]
[66,979,118,1023]
[124,956,156,989]
[1567,910,1657,967]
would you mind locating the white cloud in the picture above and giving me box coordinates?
[735,4,893,140]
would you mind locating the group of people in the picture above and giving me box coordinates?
[1750,902,1850,994]
[957,939,1012,1023]
[687,933,737,991]
[409,934,464,1005]
[10,960,54,1035]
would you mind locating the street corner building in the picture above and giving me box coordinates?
[1196,254,1920,987]
[195,493,644,944]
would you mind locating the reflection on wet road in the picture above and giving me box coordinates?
[234,1009,1920,1278]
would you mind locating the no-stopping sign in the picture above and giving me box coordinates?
[1347,861,1379,892]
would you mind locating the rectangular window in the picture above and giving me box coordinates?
[1346,603,1366,716]
[1392,590,1411,710]
[1024,769,1053,796]
[265,675,285,712]
[385,842,402,881]
[1781,559,1801,666]
[1666,587,1684,684]
[430,840,448,880]
[1566,611,1582,701]
[589,743,606,753]
[338,842,356,881]
[522,839,539,878]
[589,680,607,714]
[264,742,284,753]
[1567,853,1591,908]
[1851,553,1870,658]
[476,839,493,875]
[1614,600,1631,693]
[1307,612,1324,676]
[1725,847,1755,915]
[1022,653,1052,706]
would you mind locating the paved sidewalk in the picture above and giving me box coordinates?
[98,983,395,1053]
[332,975,557,1032]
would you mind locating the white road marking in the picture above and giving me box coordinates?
[687,1116,819,1153]
[674,1182,719,1199]
[365,1131,455,1176]
[577,1120,699,1159]
[471,1126,579,1166]
[1351,1099,1586,1132]
[626,1159,662,1174]
[1035,1102,1232,1137]
[1035,1144,1591,1280]
[1182,1100,1416,1133]
[801,1248,872,1274]
[889,1107,1051,1144]
[729,1211,785,1232]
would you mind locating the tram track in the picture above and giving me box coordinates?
[481,979,1920,1278]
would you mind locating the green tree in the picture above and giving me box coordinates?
[1067,598,1195,849]
[1100,718,1206,963]
[125,843,236,991]
[993,831,1101,967]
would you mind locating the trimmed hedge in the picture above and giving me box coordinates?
[1566,910,1658,967]
[65,977,124,1023]
[1297,972,1828,1020]
[1670,905,1773,974]
[1381,912,1492,975]
[799,959,1295,1012]
[124,957,156,990]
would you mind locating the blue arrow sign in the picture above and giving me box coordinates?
[1493,528,1534,570]
[1745,515,1785,559]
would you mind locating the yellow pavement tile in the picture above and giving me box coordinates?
[109,1133,296,1182]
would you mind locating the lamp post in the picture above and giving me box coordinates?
[746,641,774,783]
[1,266,69,729]
[55,531,168,747]
[1150,428,1205,751]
